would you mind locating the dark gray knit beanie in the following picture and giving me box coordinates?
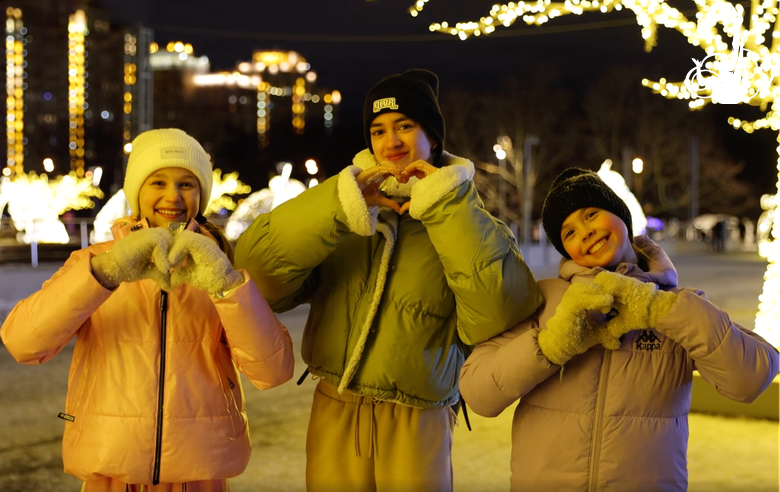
[363,69,445,164]
[542,168,633,258]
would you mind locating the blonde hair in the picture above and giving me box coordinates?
[199,220,234,263]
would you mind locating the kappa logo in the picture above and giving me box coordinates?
[373,97,399,113]
[635,330,662,352]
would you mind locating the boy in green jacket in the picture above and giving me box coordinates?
[234,69,541,492]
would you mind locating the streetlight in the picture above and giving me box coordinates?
[523,135,540,248]
[632,157,643,201]
[493,141,509,224]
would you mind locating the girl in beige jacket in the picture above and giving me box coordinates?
[459,168,778,492]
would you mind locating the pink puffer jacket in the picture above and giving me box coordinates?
[0,242,294,484]
[460,241,778,492]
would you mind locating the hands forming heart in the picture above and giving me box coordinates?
[139,229,241,295]
[105,227,241,295]
[355,160,438,214]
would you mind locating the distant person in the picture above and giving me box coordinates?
[0,129,295,492]
[743,217,756,248]
[712,219,726,252]
[738,217,747,243]
[459,168,778,492]
[234,69,541,491]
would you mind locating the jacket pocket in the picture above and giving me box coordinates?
[66,348,104,443]
[214,343,246,437]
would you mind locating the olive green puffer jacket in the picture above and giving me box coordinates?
[234,149,541,408]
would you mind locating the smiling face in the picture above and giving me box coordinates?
[561,207,637,269]
[369,112,436,171]
[138,167,201,228]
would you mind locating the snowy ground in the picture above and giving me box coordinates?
[0,243,778,491]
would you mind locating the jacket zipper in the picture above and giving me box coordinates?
[588,348,611,492]
[152,290,168,485]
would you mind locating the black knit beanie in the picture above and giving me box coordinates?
[363,69,445,164]
[541,167,633,259]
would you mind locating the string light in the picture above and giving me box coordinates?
[5,7,24,177]
[67,10,87,177]
[257,80,270,148]
[293,77,306,134]
[411,0,780,346]
[206,168,251,216]
[122,32,137,153]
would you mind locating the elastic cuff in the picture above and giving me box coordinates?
[409,163,474,219]
[211,271,247,299]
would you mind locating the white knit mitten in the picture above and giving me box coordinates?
[168,230,244,295]
[91,227,172,290]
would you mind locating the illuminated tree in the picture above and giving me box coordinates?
[409,0,780,346]
[0,172,103,244]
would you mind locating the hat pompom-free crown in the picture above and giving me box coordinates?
[541,167,633,259]
[123,128,213,218]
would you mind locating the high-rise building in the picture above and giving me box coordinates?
[3,0,125,193]
[150,44,341,187]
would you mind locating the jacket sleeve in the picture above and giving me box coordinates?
[0,247,114,364]
[656,289,779,403]
[233,169,375,312]
[212,270,295,390]
[459,280,563,417]
[410,172,542,345]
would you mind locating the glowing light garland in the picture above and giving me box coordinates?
[224,163,307,241]
[0,171,103,244]
[67,10,87,177]
[206,168,251,216]
[5,7,24,177]
[411,0,780,346]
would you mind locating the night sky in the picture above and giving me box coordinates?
[96,0,777,193]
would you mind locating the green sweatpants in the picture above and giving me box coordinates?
[306,379,454,492]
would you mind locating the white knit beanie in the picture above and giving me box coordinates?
[124,128,213,217]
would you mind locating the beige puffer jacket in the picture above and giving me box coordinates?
[0,242,295,484]
[460,239,779,492]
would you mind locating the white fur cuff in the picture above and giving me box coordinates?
[338,166,378,236]
[409,162,474,219]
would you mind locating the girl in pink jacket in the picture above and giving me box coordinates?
[0,129,295,492]
[459,168,779,492]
